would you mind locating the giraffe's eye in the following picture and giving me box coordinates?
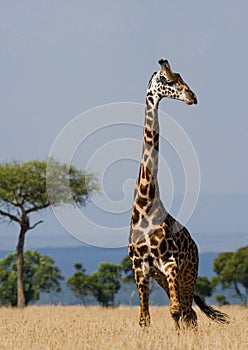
[160,76,174,86]
[160,76,167,84]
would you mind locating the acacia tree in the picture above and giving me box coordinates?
[67,262,121,307]
[67,263,92,305]
[89,262,121,307]
[0,159,97,307]
[0,250,63,306]
[212,246,248,305]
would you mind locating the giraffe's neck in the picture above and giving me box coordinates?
[134,92,162,210]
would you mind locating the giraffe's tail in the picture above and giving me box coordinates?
[194,295,230,324]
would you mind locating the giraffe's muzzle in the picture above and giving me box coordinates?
[185,92,197,105]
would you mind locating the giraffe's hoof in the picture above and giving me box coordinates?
[139,316,151,328]
[171,310,180,322]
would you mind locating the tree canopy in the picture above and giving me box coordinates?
[0,159,97,307]
[212,245,248,305]
[0,250,63,306]
[0,159,97,219]
[67,262,121,307]
[67,263,92,305]
[90,262,121,307]
[195,276,213,301]
[119,255,134,283]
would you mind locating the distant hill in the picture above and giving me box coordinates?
[41,247,219,278]
[38,246,128,277]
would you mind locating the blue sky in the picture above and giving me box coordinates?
[0,1,247,251]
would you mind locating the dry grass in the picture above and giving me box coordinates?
[0,305,247,350]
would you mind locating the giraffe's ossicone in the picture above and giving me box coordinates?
[129,59,229,329]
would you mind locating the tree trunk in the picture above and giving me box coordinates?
[234,281,245,305]
[16,226,27,308]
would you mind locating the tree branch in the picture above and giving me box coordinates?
[0,209,20,224]
[29,220,43,230]
[26,203,50,214]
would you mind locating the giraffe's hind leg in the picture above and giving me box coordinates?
[134,269,151,327]
[159,261,181,330]
[180,293,197,328]
[155,272,197,329]
[179,276,198,328]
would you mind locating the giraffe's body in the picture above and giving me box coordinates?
[129,59,229,329]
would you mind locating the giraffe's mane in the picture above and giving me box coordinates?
[147,72,157,89]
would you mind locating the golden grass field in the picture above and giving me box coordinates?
[1,305,247,350]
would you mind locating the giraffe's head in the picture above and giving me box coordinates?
[148,59,197,105]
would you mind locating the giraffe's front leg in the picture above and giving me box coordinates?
[134,269,150,327]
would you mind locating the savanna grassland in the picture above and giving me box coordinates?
[0,305,247,350]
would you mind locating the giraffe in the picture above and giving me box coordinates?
[129,59,229,329]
